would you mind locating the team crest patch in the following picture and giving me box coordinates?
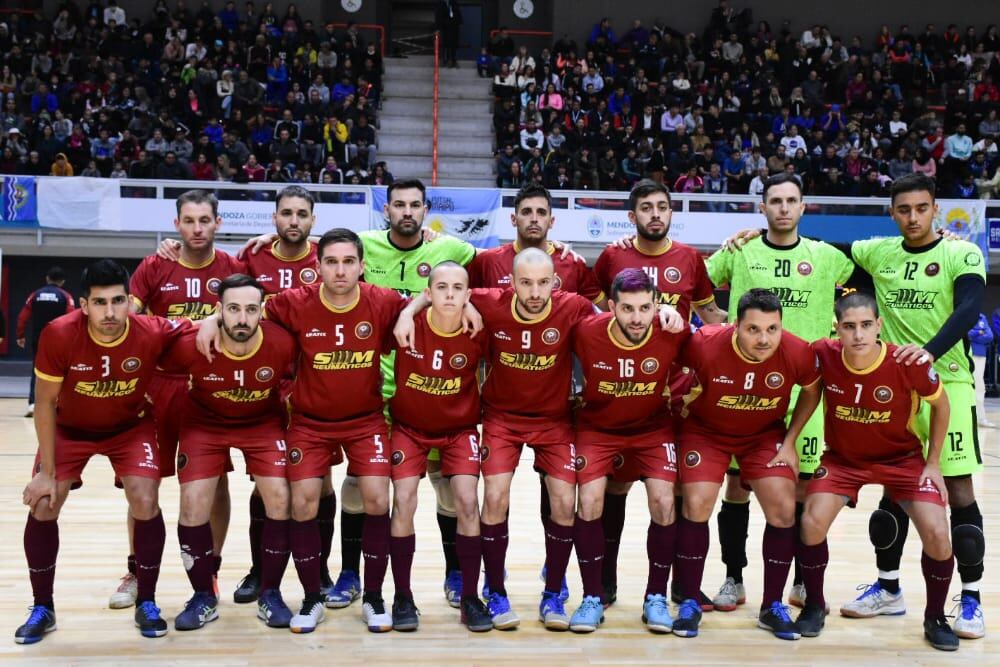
[797,261,813,276]
[664,266,682,283]
[542,328,560,344]
[612,453,625,470]
[299,267,318,284]
[449,353,468,370]
[122,357,141,372]
[765,372,784,389]
[553,274,563,289]
[206,278,222,295]
[479,445,490,462]
[813,466,828,480]
[417,262,432,278]
[641,357,659,374]
[176,453,188,471]
[948,362,959,372]
[355,321,373,339]
[391,450,405,466]
[574,455,588,472]
[256,366,274,382]
[874,385,893,403]
[288,448,303,465]
[685,451,701,468]
[925,262,940,277]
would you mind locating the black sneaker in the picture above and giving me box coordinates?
[796,603,827,637]
[134,600,168,638]
[460,596,493,632]
[672,584,714,612]
[233,570,261,604]
[758,601,801,640]
[14,605,56,644]
[391,594,420,632]
[602,581,618,608]
[924,616,959,651]
[672,599,703,638]
[320,569,335,597]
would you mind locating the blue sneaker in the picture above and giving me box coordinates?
[539,565,570,603]
[257,589,293,628]
[757,601,801,640]
[486,591,520,630]
[642,593,673,634]
[324,570,361,609]
[481,568,509,599]
[672,599,703,638]
[135,600,169,638]
[14,605,56,644]
[539,590,570,631]
[953,594,986,639]
[174,592,218,631]
[444,569,462,608]
[569,595,604,633]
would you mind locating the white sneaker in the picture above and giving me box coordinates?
[840,582,906,618]
[977,418,997,429]
[109,573,137,609]
[362,598,393,633]
[712,577,747,612]
[952,594,986,639]
[290,598,325,633]
[788,583,806,608]
[24,404,34,418]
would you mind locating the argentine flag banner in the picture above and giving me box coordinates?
[369,187,501,248]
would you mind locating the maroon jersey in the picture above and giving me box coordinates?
[471,288,594,426]
[244,240,320,296]
[574,312,689,435]
[594,241,715,320]
[390,308,488,434]
[130,250,245,321]
[680,323,820,439]
[33,311,188,433]
[265,282,406,421]
[159,320,298,426]
[813,339,942,464]
[469,241,604,302]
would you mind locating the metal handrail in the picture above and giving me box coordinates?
[432,31,441,186]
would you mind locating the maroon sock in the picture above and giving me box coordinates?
[248,494,266,574]
[922,551,954,620]
[573,516,605,600]
[544,521,574,593]
[134,513,165,602]
[260,518,290,592]
[24,515,59,607]
[317,493,336,577]
[798,539,828,611]
[761,523,795,608]
[178,522,214,594]
[645,521,677,597]
[290,518,321,595]
[390,534,415,599]
[539,477,551,529]
[127,554,137,576]
[455,533,482,598]
[601,492,628,586]
[674,516,709,600]
[362,512,390,596]
[480,520,509,595]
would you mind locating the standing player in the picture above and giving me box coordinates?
[569,268,688,634]
[16,260,185,644]
[671,289,822,640]
[387,262,492,632]
[843,174,986,639]
[797,291,958,651]
[158,275,300,632]
[15,266,74,417]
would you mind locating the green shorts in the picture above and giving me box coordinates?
[728,386,824,478]
[913,381,982,477]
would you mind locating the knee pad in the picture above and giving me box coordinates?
[428,469,457,517]
[340,475,364,514]
[952,524,985,567]
[869,508,899,550]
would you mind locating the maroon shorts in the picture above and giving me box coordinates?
[678,427,795,485]
[178,420,288,484]
[576,429,678,485]
[480,417,576,483]
[808,451,946,507]
[148,373,187,477]
[390,423,481,480]
[285,412,385,481]
[41,416,161,483]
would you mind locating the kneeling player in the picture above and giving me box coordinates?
[672,288,822,640]
[797,292,958,650]
[162,275,300,631]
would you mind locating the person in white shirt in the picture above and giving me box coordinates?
[779,124,807,154]
[103,0,126,28]
[889,110,908,138]
[748,166,769,196]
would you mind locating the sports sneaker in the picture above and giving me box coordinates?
[14,605,56,644]
[481,567,509,599]
[603,581,618,608]
[460,596,493,632]
[539,590,570,631]
[712,577,747,612]
[952,594,986,639]
[486,591,520,630]
[324,570,361,609]
[320,570,334,597]
[257,589,293,628]
[788,583,806,608]
[135,600,168,638]
[362,595,392,633]
[233,570,260,604]
[109,573,138,609]
[290,596,325,633]
[444,570,462,608]
[569,595,604,633]
[174,592,219,631]
[24,404,34,418]
[672,584,714,612]
[796,604,827,637]
[672,599,703,638]
[642,593,673,634]
[391,594,420,632]
[758,601,801,640]
[839,582,906,618]
[540,565,570,603]
[924,616,960,651]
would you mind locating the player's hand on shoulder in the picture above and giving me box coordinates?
[892,343,933,366]
[612,235,635,250]
[721,227,762,252]
[551,239,582,262]
[195,314,222,362]
[462,301,484,337]
[239,232,278,259]
[936,228,961,242]
[657,304,685,333]
[156,239,182,261]
[394,308,417,349]
[421,227,442,243]
[23,471,57,512]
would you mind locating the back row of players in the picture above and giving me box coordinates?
[16,174,986,652]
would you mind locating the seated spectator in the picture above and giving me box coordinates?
[779,124,808,154]
[674,165,704,193]
[493,62,517,98]
[50,152,73,176]
[155,151,191,179]
[348,114,377,169]
[191,152,216,180]
[242,153,266,181]
[748,166,769,195]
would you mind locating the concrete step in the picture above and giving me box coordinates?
[382,79,435,99]
[379,137,491,158]
[437,176,497,187]
[382,97,492,117]
[378,155,432,176]
[383,71,486,88]
[437,156,495,177]
[384,55,436,68]
[378,114,484,134]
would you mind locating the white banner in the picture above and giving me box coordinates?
[37,176,120,230]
